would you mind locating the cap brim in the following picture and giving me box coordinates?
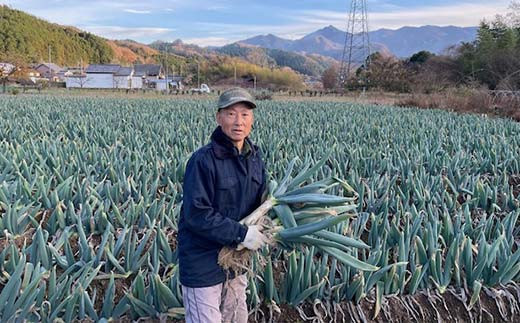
[219,99,256,110]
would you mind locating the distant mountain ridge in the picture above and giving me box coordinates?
[240,25,478,59]
[214,43,338,77]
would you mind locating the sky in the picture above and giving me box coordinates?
[0,0,513,46]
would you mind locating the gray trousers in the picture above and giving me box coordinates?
[182,275,248,323]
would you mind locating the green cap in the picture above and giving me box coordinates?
[217,87,256,110]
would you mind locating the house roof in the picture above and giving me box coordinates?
[36,63,63,72]
[115,67,133,76]
[166,76,183,82]
[86,64,121,74]
[134,64,161,77]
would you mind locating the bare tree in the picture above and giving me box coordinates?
[321,65,338,89]
[506,1,520,27]
[113,76,125,89]
[67,75,91,88]
[412,56,464,93]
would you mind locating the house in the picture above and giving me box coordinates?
[114,67,133,89]
[35,63,65,81]
[84,64,121,88]
[64,63,170,89]
[130,66,143,89]
[65,74,88,88]
[149,75,183,91]
[9,67,40,84]
[134,64,163,88]
[64,66,86,88]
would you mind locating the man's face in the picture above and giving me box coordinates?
[216,102,254,147]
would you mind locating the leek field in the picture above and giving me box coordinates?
[0,96,519,322]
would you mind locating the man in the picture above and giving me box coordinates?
[177,87,269,323]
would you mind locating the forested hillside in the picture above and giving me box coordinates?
[0,5,113,65]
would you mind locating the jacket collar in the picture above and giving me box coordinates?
[210,126,258,159]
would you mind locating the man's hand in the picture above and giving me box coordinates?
[237,225,268,251]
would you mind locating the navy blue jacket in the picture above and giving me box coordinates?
[178,126,266,287]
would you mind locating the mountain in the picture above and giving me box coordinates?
[239,25,478,59]
[215,43,338,77]
[0,5,165,66]
[149,39,214,59]
[240,34,293,51]
[148,40,340,78]
[240,26,389,60]
[303,25,346,45]
[0,5,113,65]
[107,40,160,64]
[369,25,478,57]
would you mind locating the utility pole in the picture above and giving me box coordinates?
[164,53,169,93]
[48,45,53,80]
[253,75,257,91]
[79,58,84,88]
[234,64,237,85]
[338,0,371,90]
[197,62,200,89]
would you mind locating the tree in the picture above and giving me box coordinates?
[409,51,434,65]
[321,65,338,89]
[505,1,520,27]
[362,52,411,92]
[454,2,520,90]
[412,56,464,93]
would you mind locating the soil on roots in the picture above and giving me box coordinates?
[248,284,520,322]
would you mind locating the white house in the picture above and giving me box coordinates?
[149,76,183,91]
[130,72,143,89]
[65,75,86,88]
[64,64,179,90]
[84,64,121,88]
[151,79,168,91]
[113,67,132,89]
[134,64,163,89]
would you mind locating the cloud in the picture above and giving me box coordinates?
[206,5,227,12]
[82,25,174,40]
[1,1,123,25]
[123,9,151,14]
[0,1,175,25]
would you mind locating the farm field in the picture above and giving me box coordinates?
[0,96,520,322]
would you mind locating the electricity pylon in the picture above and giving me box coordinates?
[338,0,371,90]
